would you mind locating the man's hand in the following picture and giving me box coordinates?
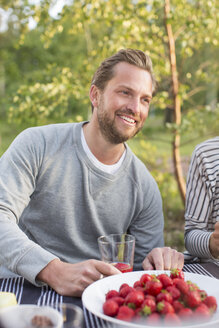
[142,247,184,271]
[209,222,219,258]
[36,259,120,297]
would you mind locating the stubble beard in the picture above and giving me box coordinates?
[97,97,143,144]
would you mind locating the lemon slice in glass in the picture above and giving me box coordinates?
[0,292,17,309]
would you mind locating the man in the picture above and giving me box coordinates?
[185,136,219,262]
[0,49,184,297]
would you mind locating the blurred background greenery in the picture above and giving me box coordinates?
[0,0,218,252]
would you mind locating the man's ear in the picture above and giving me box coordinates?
[89,85,100,109]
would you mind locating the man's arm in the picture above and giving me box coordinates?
[0,129,58,285]
[37,258,120,297]
[209,222,219,258]
[142,247,184,270]
[128,172,165,270]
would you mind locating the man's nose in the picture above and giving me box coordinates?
[128,98,140,114]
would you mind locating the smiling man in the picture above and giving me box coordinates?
[90,61,153,145]
[0,49,184,297]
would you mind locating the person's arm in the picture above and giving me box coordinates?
[0,129,58,285]
[142,247,184,270]
[209,222,219,258]
[37,258,120,297]
[184,150,215,259]
[127,174,164,270]
[0,128,121,294]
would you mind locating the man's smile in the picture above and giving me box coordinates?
[119,114,136,125]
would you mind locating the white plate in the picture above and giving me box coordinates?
[0,304,63,328]
[82,270,219,328]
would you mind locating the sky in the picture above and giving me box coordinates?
[0,0,72,32]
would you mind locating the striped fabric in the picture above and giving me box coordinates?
[183,263,213,277]
[185,137,219,261]
[36,284,63,307]
[0,277,85,326]
[0,277,24,305]
[0,277,63,306]
[0,263,218,328]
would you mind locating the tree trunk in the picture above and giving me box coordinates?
[164,0,186,204]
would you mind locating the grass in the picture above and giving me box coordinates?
[128,114,216,158]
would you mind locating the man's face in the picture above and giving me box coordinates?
[95,62,153,144]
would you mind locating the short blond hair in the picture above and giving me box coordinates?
[91,48,156,93]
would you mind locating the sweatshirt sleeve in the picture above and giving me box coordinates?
[0,129,59,285]
[128,174,164,270]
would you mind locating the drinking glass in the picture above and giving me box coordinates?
[98,233,135,273]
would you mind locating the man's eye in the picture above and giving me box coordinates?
[143,98,150,104]
[121,90,129,95]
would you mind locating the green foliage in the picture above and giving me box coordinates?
[1,0,218,126]
[9,65,87,125]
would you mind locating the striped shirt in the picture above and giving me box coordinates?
[184,137,219,261]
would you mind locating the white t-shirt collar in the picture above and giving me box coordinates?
[81,128,126,174]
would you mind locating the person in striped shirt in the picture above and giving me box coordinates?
[184,137,219,262]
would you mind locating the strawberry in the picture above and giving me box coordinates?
[173,300,185,313]
[187,280,199,291]
[116,305,135,321]
[114,262,132,272]
[157,273,173,288]
[145,278,163,296]
[156,290,173,303]
[102,271,217,326]
[133,280,141,288]
[103,299,119,317]
[119,285,134,298]
[157,300,175,314]
[119,283,129,291]
[178,307,193,320]
[141,297,156,315]
[170,268,184,280]
[139,273,152,287]
[146,312,161,325]
[144,294,156,302]
[110,296,124,306]
[134,286,146,294]
[166,286,181,300]
[174,279,189,295]
[134,307,144,321]
[199,289,208,300]
[172,277,180,285]
[163,312,181,326]
[194,303,211,320]
[203,295,217,312]
[184,290,201,308]
[106,290,119,300]
[125,290,144,309]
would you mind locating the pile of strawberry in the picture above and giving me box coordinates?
[102,269,217,326]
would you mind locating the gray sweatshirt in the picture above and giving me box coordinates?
[0,122,164,285]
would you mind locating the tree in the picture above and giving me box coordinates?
[164,0,186,202]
